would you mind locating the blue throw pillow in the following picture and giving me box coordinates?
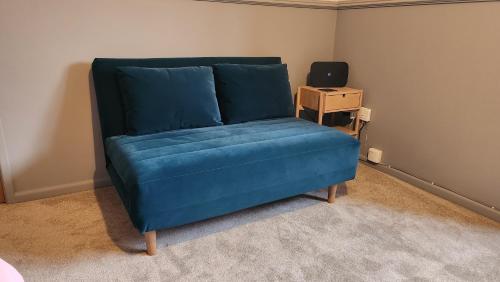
[116,66,222,135]
[213,64,294,124]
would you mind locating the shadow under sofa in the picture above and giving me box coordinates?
[92,57,360,255]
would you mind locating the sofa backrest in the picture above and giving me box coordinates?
[91,57,282,156]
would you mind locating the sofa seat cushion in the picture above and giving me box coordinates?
[106,117,360,232]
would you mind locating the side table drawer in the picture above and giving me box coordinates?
[325,93,361,112]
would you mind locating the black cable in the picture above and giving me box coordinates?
[358,121,367,136]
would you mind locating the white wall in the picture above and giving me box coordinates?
[0,0,337,202]
[334,2,500,209]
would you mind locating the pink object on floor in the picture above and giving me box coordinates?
[0,258,24,282]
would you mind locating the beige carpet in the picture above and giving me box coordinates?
[0,164,499,281]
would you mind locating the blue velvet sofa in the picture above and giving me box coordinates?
[92,57,360,255]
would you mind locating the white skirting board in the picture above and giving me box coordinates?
[12,177,111,203]
[1,114,112,203]
[360,159,500,223]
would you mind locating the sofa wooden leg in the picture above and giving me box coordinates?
[145,231,157,256]
[328,185,338,204]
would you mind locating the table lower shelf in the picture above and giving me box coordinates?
[333,126,358,136]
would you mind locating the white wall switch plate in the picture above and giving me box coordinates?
[359,107,371,122]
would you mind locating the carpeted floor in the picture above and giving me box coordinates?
[0,164,499,281]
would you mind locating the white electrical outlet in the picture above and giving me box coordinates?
[368,148,383,164]
[359,107,371,122]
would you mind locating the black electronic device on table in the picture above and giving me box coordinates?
[308,62,349,88]
[303,62,351,126]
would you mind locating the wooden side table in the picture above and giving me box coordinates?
[295,86,364,138]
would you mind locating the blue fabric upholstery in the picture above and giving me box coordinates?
[106,118,359,233]
[93,57,360,236]
[116,66,221,135]
[213,64,294,124]
[92,57,282,158]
